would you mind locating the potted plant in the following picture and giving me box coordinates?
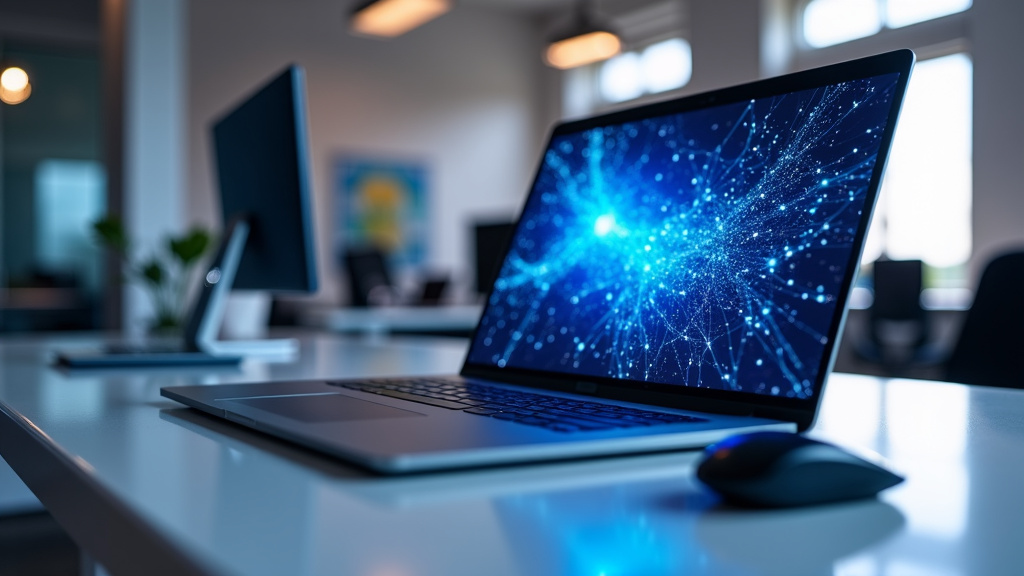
[93,216,213,332]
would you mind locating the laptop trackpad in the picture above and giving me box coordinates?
[226,393,425,423]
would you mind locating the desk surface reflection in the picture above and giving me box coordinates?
[0,333,1021,576]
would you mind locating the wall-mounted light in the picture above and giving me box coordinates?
[0,66,32,105]
[350,0,452,38]
[544,0,621,70]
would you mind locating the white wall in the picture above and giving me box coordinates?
[187,0,557,304]
[125,0,186,334]
[970,0,1024,280]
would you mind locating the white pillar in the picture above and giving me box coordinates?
[124,0,186,336]
[687,0,764,94]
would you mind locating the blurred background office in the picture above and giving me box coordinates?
[1,0,1022,374]
[2,1,1023,571]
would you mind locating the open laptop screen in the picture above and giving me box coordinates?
[466,67,905,401]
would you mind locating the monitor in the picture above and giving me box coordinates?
[212,66,317,293]
[55,65,318,367]
[342,246,394,307]
[472,220,515,296]
[184,65,318,357]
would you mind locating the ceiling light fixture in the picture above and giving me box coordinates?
[350,0,452,38]
[0,66,32,105]
[545,0,621,70]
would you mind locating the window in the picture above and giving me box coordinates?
[1,46,104,332]
[599,53,644,103]
[803,0,880,48]
[35,160,106,295]
[799,0,974,290]
[886,0,973,28]
[861,53,973,284]
[802,0,972,48]
[598,38,692,104]
[563,37,692,118]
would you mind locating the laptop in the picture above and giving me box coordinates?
[163,50,914,474]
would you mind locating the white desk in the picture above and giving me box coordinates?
[301,304,482,335]
[0,332,1022,575]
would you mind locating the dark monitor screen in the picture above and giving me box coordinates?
[870,259,923,320]
[342,246,393,307]
[473,221,515,295]
[212,65,317,293]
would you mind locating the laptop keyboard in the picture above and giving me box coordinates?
[329,377,706,433]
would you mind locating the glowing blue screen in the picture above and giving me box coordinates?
[467,73,900,399]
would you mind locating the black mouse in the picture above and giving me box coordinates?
[696,431,904,508]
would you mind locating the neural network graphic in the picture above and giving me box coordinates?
[468,73,900,399]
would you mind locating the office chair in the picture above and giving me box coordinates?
[342,246,397,307]
[856,259,938,372]
[415,276,449,306]
[472,220,515,296]
[944,250,1024,388]
[343,247,451,307]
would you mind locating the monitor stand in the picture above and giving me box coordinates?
[184,219,299,359]
[55,219,296,368]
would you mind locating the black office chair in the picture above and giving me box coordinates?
[342,246,397,307]
[944,250,1024,388]
[343,247,450,308]
[472,220,515,296]
[856,259,938,371]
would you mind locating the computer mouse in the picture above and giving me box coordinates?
[696,431,904,508]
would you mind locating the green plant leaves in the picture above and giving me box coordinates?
[91,216,214,329]
[92,216,129,254]
[138,259,166,287]
[169,228,211,266]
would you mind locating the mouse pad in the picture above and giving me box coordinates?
[226,394,425,423]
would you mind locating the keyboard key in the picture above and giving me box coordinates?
[492,412,520,421]
[329,378,706,432]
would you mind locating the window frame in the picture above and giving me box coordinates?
[795,0,973,51]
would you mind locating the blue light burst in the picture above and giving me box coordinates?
[468,74,900,399]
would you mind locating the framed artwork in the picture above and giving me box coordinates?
[334,155,429,269]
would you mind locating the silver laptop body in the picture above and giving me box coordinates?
[163,50,914,473]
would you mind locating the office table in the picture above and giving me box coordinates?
[0,333,1022,576]
[300,304,482,335]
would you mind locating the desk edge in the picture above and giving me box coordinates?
[0,399,227,576]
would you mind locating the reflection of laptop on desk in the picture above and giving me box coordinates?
[56,65,318,369]
[163,51,914,473]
